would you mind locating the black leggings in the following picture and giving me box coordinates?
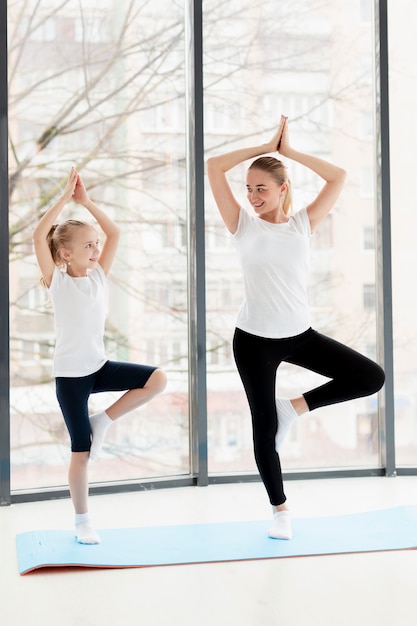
[233,327,385,506]
[56,360,157,452]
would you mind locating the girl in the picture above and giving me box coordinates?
[207,115,385,540]
[33,167,167,544]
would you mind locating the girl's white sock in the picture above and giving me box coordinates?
[75,513,101,545]
[89,410,112,460]
[268,510,292,540]
[275,398,298,451]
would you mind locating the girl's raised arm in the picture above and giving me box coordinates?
[33,167,78,287]
[72,174,120,275]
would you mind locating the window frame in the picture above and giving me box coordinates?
[0,0,398,506]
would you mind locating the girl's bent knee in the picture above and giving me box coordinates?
[148,368,167,394]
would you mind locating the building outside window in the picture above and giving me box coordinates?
[3,0,417,500]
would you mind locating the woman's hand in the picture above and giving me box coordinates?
[266,115,288,154]
[277,116,291,157]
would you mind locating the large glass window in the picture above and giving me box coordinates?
[204,0,381,474]
[3,0,412,502]
[389,1,417,466]
[8,0,190,491]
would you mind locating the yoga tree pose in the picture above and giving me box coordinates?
[207,115,385,540]
[33,168,167,544]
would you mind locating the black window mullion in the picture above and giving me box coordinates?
[374,0,396,476]
[185,0,208,486]
[0,0,11,506]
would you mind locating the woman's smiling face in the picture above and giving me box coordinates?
[246,168,286,222]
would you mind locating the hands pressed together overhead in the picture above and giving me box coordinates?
[62,166,90,206]
[266,114,291,157]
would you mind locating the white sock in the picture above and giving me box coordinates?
[89,410,112,460]
[75,513,101,545]
[275,398,298,451]
[268,510,292,540]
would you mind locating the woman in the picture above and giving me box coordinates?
[207,115,385,540]
[33,167,167,544]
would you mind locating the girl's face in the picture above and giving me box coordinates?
[246,169,287,222]
[61,225,100,276]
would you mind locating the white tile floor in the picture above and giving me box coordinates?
[2,476,417,626]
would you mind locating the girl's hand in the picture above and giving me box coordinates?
[61,167,78,203]
[72,172,90,206]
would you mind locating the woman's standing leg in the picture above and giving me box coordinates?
[233,329,292,538]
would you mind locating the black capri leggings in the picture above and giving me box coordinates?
[56,360,157,453]
[233,327,385,506]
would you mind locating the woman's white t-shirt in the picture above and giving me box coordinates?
[48,264,108,377]
[233,207,312,339]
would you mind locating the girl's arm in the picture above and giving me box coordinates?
[33,167,78,287]
[279,119,347,232]
[72,174,120,275]
[207,116,287,233]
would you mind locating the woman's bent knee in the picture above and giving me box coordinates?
[357,362,385,397]
[368,363,385,394]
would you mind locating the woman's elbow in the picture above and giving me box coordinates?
[338,167,347,183]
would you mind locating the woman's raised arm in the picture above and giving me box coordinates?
[207,116,287,233]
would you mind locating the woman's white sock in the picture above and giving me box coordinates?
[275,398,298,451]
[89,411,112,460]
[75,513,101,545]
[268,510,292,540]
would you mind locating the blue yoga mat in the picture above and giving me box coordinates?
[16,505,417,575]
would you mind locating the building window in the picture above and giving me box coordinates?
[363,283,376,309]
[363,226,375,251]
[360,110,374,140]
[21,17,56,42]
[358,55,373,85]
[360,168,374,197]
[360,0,372,23]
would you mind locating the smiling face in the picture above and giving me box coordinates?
[246,168,288,223]
[60,225,100,276]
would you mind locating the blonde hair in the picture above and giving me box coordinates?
[46,219,89,265]
[40,220,90,286]
[248,157,293,216]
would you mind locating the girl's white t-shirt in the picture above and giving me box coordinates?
[48,264,108,377]
[233,207,312,339]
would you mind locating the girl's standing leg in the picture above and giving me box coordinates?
[68,451,101,544]
[56,375,101,544]
[68,452,89,512]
